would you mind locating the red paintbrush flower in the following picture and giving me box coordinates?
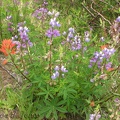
[2,59,8,65]
[100,45,108,50]
[107,68,114,72]
[0,39,16,56]
[90,101,95,107]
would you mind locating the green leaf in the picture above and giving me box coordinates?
[56,107,67,113]
[57,100,66,106]
[46,108,53,118]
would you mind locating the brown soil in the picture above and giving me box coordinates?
[0,54,20,120]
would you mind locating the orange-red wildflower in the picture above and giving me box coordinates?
[2,59,8,65]
[100,45,108,50]
[0,39,16,56]
[90,101,95,107]
[107,68,114,72]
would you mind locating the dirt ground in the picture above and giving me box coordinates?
[0,54,20,120]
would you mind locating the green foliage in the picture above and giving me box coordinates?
[0,0,120,120]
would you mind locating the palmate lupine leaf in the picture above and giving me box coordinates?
[39,98,67,120]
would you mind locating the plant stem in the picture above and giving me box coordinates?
[49,39,52,79]
[0,0,3,40]
[9,54,31,82]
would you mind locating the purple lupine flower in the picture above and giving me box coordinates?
[102,48,115,60]
[61,66,68,72]
[71,41,81,50]
[55,71,59,77]
[46,28,60,38]
[49,18,61,27]
[6,16,14,32]
[6,15,12,20]
[53,29,60,37]
[114,98,120,103]
[69,27,75,33]
[90,57,97,63]
[22,43,27,48]
[46,10,61,39]
[105,62,112,70]
[51,73,57,80]
[85,37,90,42]
[17,21,26,27]
[43,1,48,6]
[48,10,59,18]
[66,28,82,50]
[51,71,59,80]
[116,16,120,22]
[55,12,60,17]
[54,66,59,71]
[13,41,21,49]
[32,8,48,20]
[18,26,29,41]
[89,113,101,120]
[28,40,33,47]
[89,48,115,69]
[32,1,48,20]
[46,28,53,38]
[84,31,90,38]
[84,31,90,42]
[114,98,120,106]
[8,22,13,26]
[100,37,105,42]
[12,35,18,41]
[8,28,13,32]
[51,65,68,80]
[17,23,33,48]
[68,32,74,38]
[66,28,75,41]
[47,11,53,16]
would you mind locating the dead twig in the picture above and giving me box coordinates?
[0,64,16,80]
[81,3,95,17]
[91,2,112,25]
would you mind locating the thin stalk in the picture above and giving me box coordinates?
[49,38,52,79]
[19,38,26,70]
[9,53,31,82]
[26,42,33,64]
[20,49,26,70]
[0,0,2,40]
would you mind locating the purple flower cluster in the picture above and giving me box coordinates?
[71,35,82,50]
[89,48,115,69]
[114,98,120,107]
[67,27,75,41]
[32,8,48,20]
[66,27,82,50]
[110,16,120,44]
[89,113,101,120]
[12,22,33,49]
[116,16,120,22]
[6,15,14,32]
[32,1,48,20]
[84,31,90,42]
[51,65,68,80]
[46,10,60,39]
[46,28,60,38]
[18,25,33,48]
[49,18,61,27]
